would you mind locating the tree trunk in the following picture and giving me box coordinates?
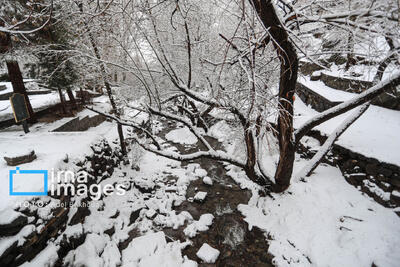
[78,2,126,156]
[6,60,37,123]
[250,0,299,192]
[66,88,77,109]
[58,88,68,114]
[0,21,11,54]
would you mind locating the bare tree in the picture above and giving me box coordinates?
[79,0,399,192]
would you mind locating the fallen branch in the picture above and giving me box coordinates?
[296,102,370,179]
[295,73,400,143]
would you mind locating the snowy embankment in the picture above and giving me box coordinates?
[294,96,400,166]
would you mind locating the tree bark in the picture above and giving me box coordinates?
[66,88,77,109]
[58,88,68,114]
[79,2,126,155]
[0,21,11,54]
[250,0,299,192]
[6,60,37,123]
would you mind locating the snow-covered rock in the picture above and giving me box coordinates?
[194,168,207,177]
[184,214,214,238]
[194,192,207,202]
[165,127,198,145]
[121,231,196,266]
[202,176,213,186]
[196,243,220,263]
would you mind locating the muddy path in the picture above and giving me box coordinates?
[158,120,273,266]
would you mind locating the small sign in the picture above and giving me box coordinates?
[10,93,30,123]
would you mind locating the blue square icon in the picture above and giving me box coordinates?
[9,167,48,196]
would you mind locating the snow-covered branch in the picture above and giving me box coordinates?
[296,102,370,179]
[295,73,400,143]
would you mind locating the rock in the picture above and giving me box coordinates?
[365,163,379,176]
[0,215,28,237]
[4,150,36,166]
[379,181,392,192]
[390,191,400,205]
[378,167,392,177]
[348,173,366,184]
[376,174,390,183]
[310,72,322,81]
[196,243,220,263]
[391,175,400,189]
[194,192,208,202]
[129,208,142,226]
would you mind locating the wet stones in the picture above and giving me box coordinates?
[0,215,28,237]
[391,191,400,206]
[333,145,400,210]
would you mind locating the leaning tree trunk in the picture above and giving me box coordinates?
[250,0,299,192]
[6,60,38,123]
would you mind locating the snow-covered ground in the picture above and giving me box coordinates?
[238,159,400,266]
[212,118,400,266]
[0,92,399,267]
[0,96,115,218]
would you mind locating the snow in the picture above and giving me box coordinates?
[298,75,355,102]
[296,103,370,179]
[196,243,220,263]
[238,162,400,267]
[64,233,106,267]
[194,191,207,202]
[20,243,59,267]
[165,127,198,145]
[0,224,35,257]
[202,176,213,185]
[184,213,214,238]
[122,231,167,264]
[194,168,207,177]
[0,98,116,213]
[121,231,196,267]
[0,209,22,224]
